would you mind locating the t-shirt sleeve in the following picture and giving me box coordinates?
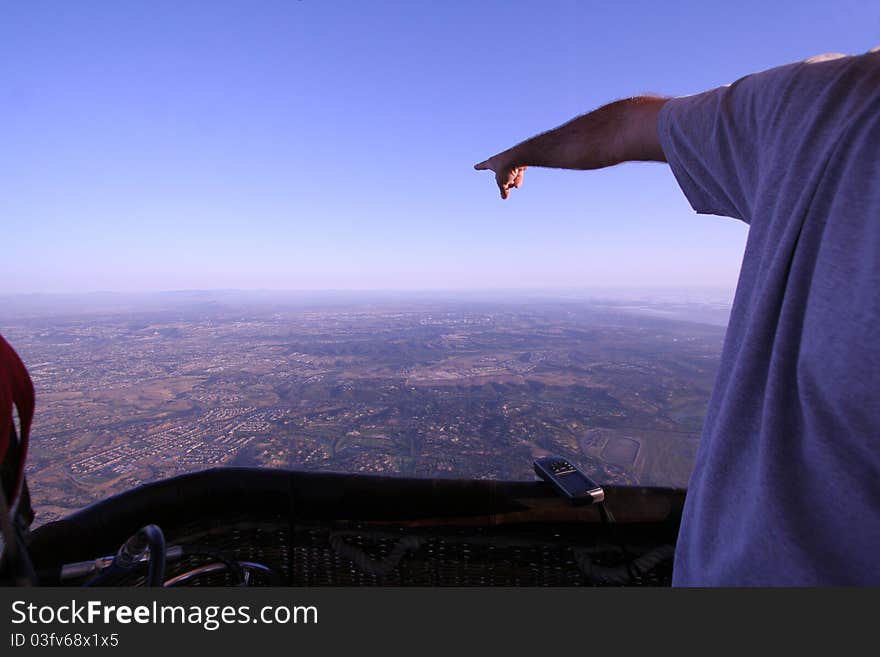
[656,54,826,224]
[657,75,769,223]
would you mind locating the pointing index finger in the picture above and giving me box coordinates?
[474,159,491,171]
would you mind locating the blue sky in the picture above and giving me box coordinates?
[2,1,877,295]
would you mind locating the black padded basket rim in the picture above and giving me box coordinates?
[27,468,684,587]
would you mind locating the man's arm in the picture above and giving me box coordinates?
[474,96,667,199]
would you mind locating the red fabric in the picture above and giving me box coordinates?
[0,334,34,506]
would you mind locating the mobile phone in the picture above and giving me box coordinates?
[533,456,605,505]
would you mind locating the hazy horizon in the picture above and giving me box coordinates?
[0,286,735,328]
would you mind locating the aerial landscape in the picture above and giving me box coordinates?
[1,292,727,525]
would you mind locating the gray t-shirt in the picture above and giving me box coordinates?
[658,48,880,585]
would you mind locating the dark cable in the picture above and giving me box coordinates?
[181,545,245,585]
[579,496,674,585]
[597,500,616,525]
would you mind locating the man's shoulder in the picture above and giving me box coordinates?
[743,46,880,106]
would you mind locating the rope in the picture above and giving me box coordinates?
[573,543,675,585]
[329,532,421,577]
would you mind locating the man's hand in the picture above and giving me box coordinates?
[474,156,527,200]
[473,97,667,200]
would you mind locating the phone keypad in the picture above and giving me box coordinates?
[549,459,576,475]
